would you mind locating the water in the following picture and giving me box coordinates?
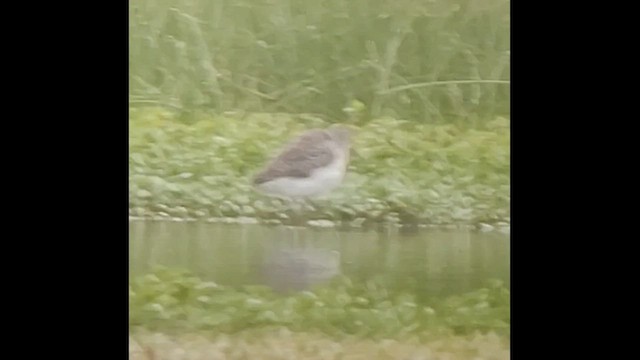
[129,221,509,297]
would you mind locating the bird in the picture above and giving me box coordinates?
[253,125,352,201]
[252,125,352,239]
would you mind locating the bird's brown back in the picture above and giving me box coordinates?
[253,130,336,185]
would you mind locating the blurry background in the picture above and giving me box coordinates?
[129,0,509,123]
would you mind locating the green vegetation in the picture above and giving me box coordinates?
[130,267,510,339]
[129,0,509,123]
[129,2,510,356]
[129,108,509,226]
[129,0,510,226]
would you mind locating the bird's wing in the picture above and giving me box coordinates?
[254,130,334,184]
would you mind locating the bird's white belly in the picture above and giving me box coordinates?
[257,156,346,198]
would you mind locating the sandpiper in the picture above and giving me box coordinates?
[253,126,351,201]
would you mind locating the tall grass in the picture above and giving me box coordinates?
[129,0,510,123]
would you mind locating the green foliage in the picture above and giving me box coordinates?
[129,0,510,122]
[129,108,510,226]
[130,267,510,339]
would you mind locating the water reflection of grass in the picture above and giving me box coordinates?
[129,267,510,341]
[129,108,509,227]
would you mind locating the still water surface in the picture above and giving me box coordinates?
[130,221,509,297]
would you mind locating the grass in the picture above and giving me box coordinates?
[129,0,510,123]
[129,3,510,356]
[129,107,510,227]
[130,266,510,340]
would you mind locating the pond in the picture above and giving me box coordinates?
[129,221,509,298]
